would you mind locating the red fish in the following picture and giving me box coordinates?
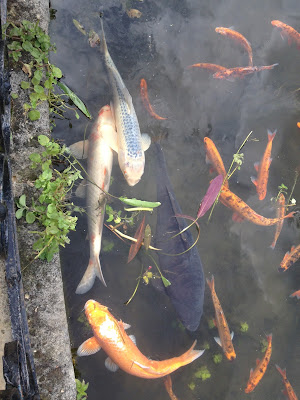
[271,20,300,49]
[251,129,276,200]
[245,334,272,393]
[215,27,253,66]
[275,365,298,400]
[140,78,167,120]
[270,193,286,249]
[187,63,227,73]
[213,64,278,81]
[279,243,300,272]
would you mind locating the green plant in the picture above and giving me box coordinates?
[16,135,84,261]
[240,321,249,333]
[260,338,268,353]
[76,379,89,400]
[194,366,211,381]
[213,353,222,364]
[4,20,91,121]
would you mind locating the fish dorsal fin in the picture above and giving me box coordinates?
[68,140,89,159]
[77,336,101,356]
[256,358,260,366]
[141,133,151,151]
[105,357,119,372]
[214,336,222,347]
[75,179,87,198]
[254,162,260,172]
[128,334,136,345]
[251,176,258,186]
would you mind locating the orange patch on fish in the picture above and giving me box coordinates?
[279,243,300,272]
[297,122,300,129]
[290,290,300,299]
[187,63,227,73]
[204,137,228,187]
[213,64,278,80]
[270,193,285,249]
[140,78,167,120]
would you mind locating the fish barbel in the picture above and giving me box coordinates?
[77,300,205,378]
[99,15,151,186]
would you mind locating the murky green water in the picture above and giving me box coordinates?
[50,0,300,398]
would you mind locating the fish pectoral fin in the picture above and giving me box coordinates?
[214,336,222,347]
[251,176,258,186]
[75,179,87,198]
[101,126,119,153]
[249,368,253,378]
[68,140,89,159]
[105,357,119,372]
[254,162,260,172]
[128,334,136,345]
[256,358,260,366]
[120,321,131,330]
[141,133,151,151]
[230,331,234,340]
[77,336,101,356]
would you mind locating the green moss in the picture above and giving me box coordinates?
[203,341,210,350]
[194,366,211,381]
[240,322,249,332]
[213,353,222,364]
[188,382,196,391]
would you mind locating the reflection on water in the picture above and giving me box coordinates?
[50,0,300,398]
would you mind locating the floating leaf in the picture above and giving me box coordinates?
[197,174,223,218]
[57,82,92,119]
[127,215,145,263]
[161,276,171,287]
[126,9,142,18]
[73,19,86,35]
[119,197,160,208]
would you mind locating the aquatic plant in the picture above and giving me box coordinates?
[188,381,196,391]
[194,366,211,381]
[213,353,223,364]
[4,19,91,122]
[260,338,268,353]
[76,378,89,400]
[240,321,249,333]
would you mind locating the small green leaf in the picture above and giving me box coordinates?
[21,81,31,90]
[57,82,92,119]
[26,212,36,223]
[106,214,114,222]
[22,41,33,52]
[19,194,26,207]
[161,276,171,287]
[16,208,24,219]
[23,103,31,110]
[38,135,49,146]
[34,84,44,94]
[28,110,40,121]
[11,93,18,99]
[119,197,161,208]
[52,66,62,78]
[29,153,41,163]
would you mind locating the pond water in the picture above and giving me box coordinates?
[49,0,300,398]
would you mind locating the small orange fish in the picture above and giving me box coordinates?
[187,63,227,73]
[245,334,272,393]
[78,300,204,379]
[290,290,300,299]
[270,193,286,249]
[297,122,300,129]
[140,78,167,120]
[215,27,253,66]
[251,129,276,200]
[204,137,228,187]
[220,186,295,226]
[271,20,300,49]
[275,365,298,400]
[279,243,300,272]
[206,276,236,361]
[213,64,278,80]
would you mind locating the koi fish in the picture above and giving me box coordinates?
[271,20,300,49]
[279,243,300,272]
[213,64,278,81]
[290,290,300,299]
[69,105,114,292]
[140,78,167,120]
[99,15,151,186]
[163,375,180,400]
[245,334,272,393]
[77,300,205,379]
[215,27,253,66]
[275,365,298,400]
[204,137,228,188]
[251,129,276,200]
[270,193,286,249]
[206,276,236,361]
[187,63,227,73]
[219,186,295,226]
[297,122,300,129]
[154,143,205,331]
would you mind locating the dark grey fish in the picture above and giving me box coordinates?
[154,143,205,331]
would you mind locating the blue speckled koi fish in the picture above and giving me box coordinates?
[99,15,151,186]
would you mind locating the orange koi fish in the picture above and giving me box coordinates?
[279,243,300,272]
[220,186,294,226]
[204,137,228,188]
[140,78,167,120]
[251,129,277,200]
[187,63,227,73]
[206,276,236,361]
[290,290,300,299]
[270,193,286,249]
[213,64,278,81]
[245,334,272,393]
[275,365,298,400]
[78,300,204,379]
[215,27,253,66]
[271,20,300,49]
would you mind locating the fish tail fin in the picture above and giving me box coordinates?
[206,275,215,291]
[275,364,286,379]
[284,211,295,219]
[267,129,277,141]
[99,12,108,53]
[266,333,272,343]
[180,340,205,366]
[270,241,276,250]
[76,257,107,294]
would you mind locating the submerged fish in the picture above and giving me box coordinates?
[270,193,286,249]
[69,105,114,293]
[187,63,227,73]
[140,78,167,120]
[279,243,300,272]
[154,143,205,331]
[99,15,151,186]
[204,137,228,188]
[271,20,300,49]
[251,129,277,201]
[206,276,236,361]
[275,365,298,400]
[290,290,300,299]
[219,185,295,226]
[77,300,204,378]
[245,334,272,393]
[215,27,253,66]
[213,64,278,81]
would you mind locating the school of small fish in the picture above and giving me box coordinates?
[72,15,300,400]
